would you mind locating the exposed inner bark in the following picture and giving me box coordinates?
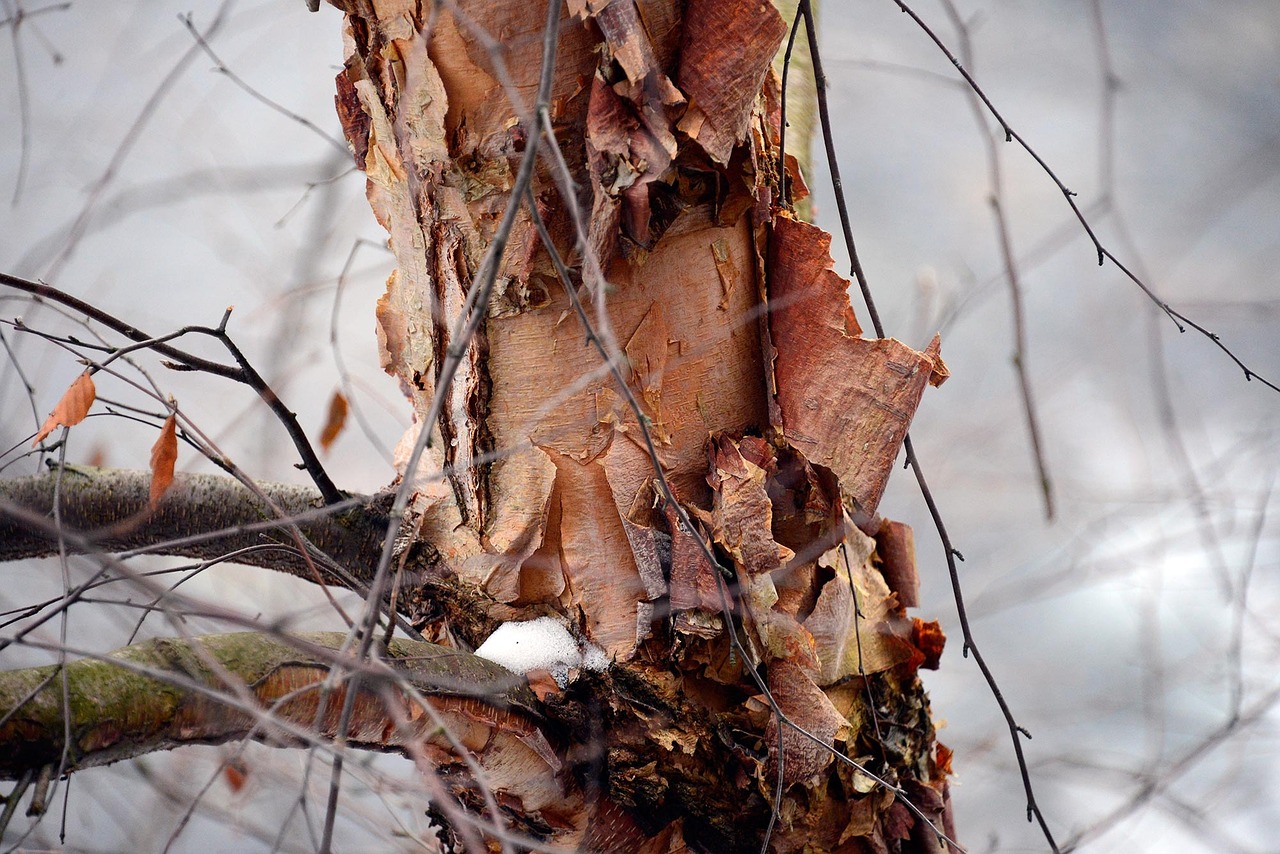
[0,1,958,851]
[329,0,954,850]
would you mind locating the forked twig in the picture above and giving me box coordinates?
[0,274,345,504]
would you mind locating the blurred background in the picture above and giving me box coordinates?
[0,1,1277,851]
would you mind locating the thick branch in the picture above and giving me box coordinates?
[0,467,391,583]
[0,631,539,780]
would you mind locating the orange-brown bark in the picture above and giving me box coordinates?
[0,1,950,849]
[326,0,957,849]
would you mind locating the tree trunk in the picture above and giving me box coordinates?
[0,1,956,851]
[332,0,952,849]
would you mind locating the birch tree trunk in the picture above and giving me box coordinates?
[332,0,952,849]
[0,1,956,850]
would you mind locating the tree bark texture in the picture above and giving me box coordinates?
[0,1,958,851]
[0,632,544,780]
[328,0,953,850]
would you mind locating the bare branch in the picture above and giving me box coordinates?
[0,273,346,504]
[0,467,386,582]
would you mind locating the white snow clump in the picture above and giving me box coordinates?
[474,616,608,687]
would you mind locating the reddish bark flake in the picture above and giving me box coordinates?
[525,669,563,703]
[934,741,954,778]
[33,371,96,446]
[707,433,791,578]
[768,216,943,518]
[585,73,672,253]
[875,518,919,609]
[149,414,178,509]
[768,657,848,789]
[665,501,721,614]
[435,695,561,772]
[334,66,370,168]
[911,618,946,671]
[677,0,788,164]
[580,0,682,253]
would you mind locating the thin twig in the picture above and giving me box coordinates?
[328,238,396,463]
[889,0,1280,395]
[0,274,345,504]
[1,1,70,206]
[180,14,350,157]
[1062,682,1280,851]
[44,2,234,282]
[795,0,1059,848]
[939,0,1055,522]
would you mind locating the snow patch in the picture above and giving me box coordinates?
[474,617,609,687]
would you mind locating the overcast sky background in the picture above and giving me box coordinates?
[1,1,1278,851]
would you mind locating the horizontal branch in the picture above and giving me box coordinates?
[0,630,540,780]
[0,467,392,584]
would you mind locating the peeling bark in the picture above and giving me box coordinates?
[322,0,955,849]
[0,632,540,779]
[0,1,961,850]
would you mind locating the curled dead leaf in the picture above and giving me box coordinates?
[149,414,178,509]
[223,760,248,793]
[32,371,96,446]
[318,390,349,453]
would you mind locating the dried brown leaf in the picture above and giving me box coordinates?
[318,390,348,453]
[33,371,96,446]
[149,414,178,509]
[223,760,248,793]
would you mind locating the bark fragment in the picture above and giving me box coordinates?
[768,215,946,519]
[677,0,789,165]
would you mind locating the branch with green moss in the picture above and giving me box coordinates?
[0,631,539,781]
